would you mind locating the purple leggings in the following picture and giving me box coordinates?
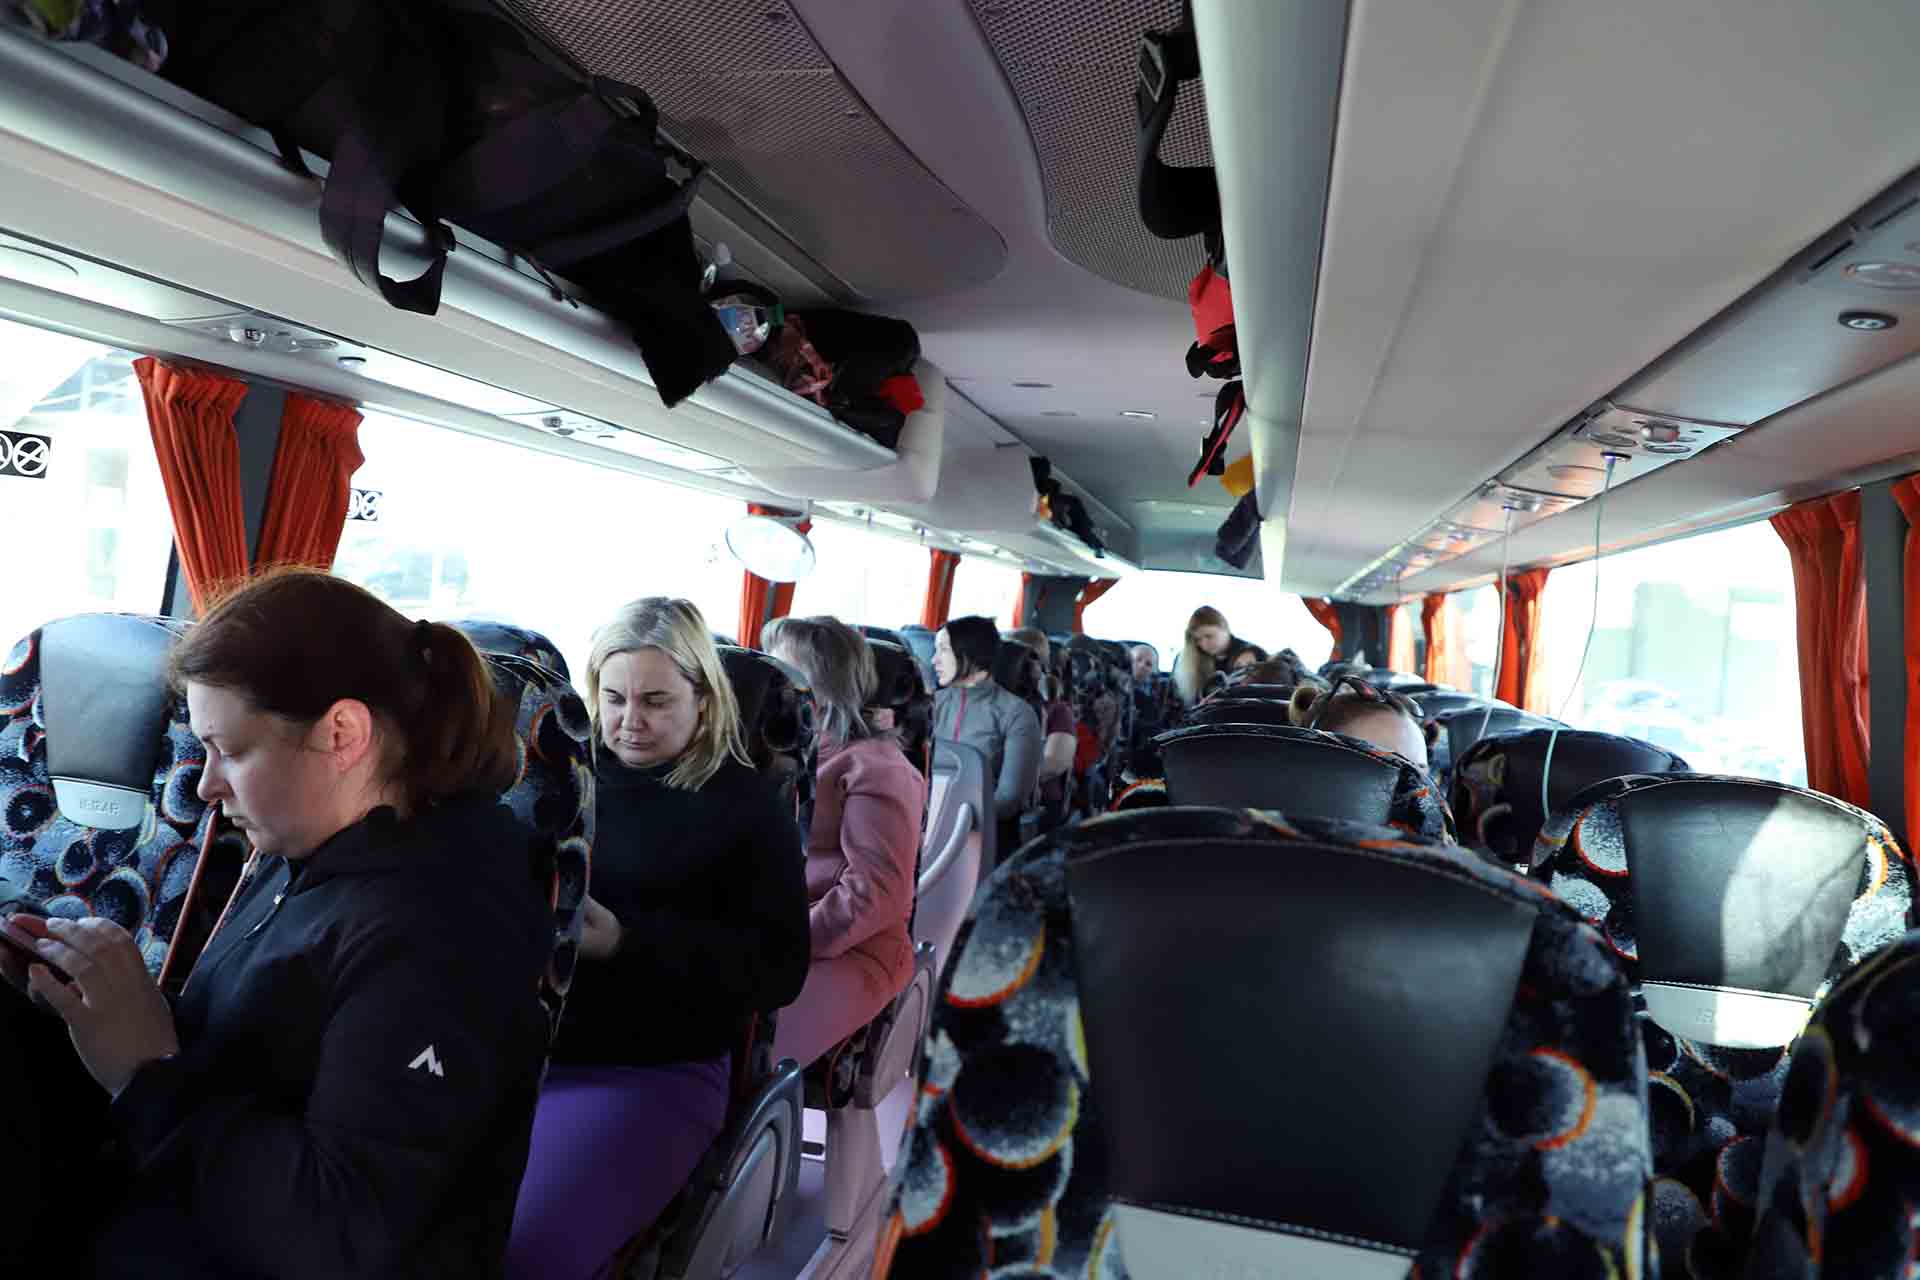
[506,1058,730,1280]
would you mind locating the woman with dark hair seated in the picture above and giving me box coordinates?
[3,570,551,1278]
[508,597,808,1279]
[932,615,1041,858]
[762,617,926,1068]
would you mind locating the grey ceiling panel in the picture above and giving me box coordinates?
[498,0,1007,300]
[968,0,1214,300]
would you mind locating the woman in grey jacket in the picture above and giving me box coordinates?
[932,616,1042,861]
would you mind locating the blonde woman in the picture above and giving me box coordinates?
[762,617,926,1068]
[1173,605,1251,704]
[508,598,809,1280]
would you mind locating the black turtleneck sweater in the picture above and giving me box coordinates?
[553,755,810,1068]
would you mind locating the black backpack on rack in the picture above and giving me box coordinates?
[155,0,735,406]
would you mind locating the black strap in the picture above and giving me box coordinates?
[319,119,454,316]
[522,166,706,268]
[1187,381,1246,487]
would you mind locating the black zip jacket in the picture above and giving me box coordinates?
[104,793,552,1280]
[552,755,809,1068]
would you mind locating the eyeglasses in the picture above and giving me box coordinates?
[1304,674,1424,730]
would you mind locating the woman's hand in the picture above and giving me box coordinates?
[5,914,179,1096]
[578,895,626,961]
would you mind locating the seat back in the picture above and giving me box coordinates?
[451,620,571,681]
[1184,696,1297,728]
[1158,722,1449,837]
[1216,681,1294,702]
[868,639,933,778]
[879,808,1651,1278]
[717,646,818,825]
[1451,727,1688,864]
[469,648,594,1043]
[1430,704,1557,783]
[0,614,231,981]
[916,740,992,968]
[1410,689,1495,719]
[1533,773,1912,1267]
[1746,928,1920,1276]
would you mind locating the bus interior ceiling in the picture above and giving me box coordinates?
[5,2,1920,603]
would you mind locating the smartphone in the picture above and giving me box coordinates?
[0,897,71,983]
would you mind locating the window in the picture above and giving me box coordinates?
[0,320,175,648]
[1458,583,1503,698]
[788,519,932,629]
[1537,519,1804,786]
[1079,571,1333,672]
[944,556,1023,630]
[335,413,743,680]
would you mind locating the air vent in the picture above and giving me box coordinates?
[1803,230,1857,276]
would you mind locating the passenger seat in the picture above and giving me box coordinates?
[876,807,1653,1277]
[1450,726,1688,865]
[1156,722,1451,838]
[1532,773,1911,1274]
[1428,703,1558,788]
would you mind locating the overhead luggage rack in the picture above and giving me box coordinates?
[0,25,897,475]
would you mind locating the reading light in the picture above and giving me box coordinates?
[725,515,816,583]
[1839,311,1898,332]
[1120,409,1157,420]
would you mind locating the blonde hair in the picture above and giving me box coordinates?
[587,597,751,790]
[761,615,876,744]
[1176,605,1231,704]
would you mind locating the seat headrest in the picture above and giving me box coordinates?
[718,647,816,757]
[452,620,570,681]
[39,614,181,830]
[1217,682,1294,702]
[1156,723,1446,837]
[854,624,908,653]
[1432,705,1558,781]
[992,640,1042,703]
[868,640,926,707]
[1411,690,1496,719]
[1452,727,1688,862]
[1185,697,1296,728]
[1536,774,1912,1049]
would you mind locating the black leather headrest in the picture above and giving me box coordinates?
[1452,727,1688,862]
[1434,705,1557,776]
[41,615,179,830]
[718,647,815,758]
[1411,690,1492,719]
[1622,778,1872,1015]
[1186,697,1296,728]
[452,620,571,681]
[1068,817,1535,1257]
[1220,682,1295,702]
[1157,724,1402,823]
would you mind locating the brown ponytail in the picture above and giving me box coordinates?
[170,568,519,813]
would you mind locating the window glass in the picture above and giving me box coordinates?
[335,413,742,680]
[788,519,933,629]
[0,321,174,647]
[945,556,1022,630]
[1538,520,1804,785]
[1459,584,1502,698]
[1079,570,1333,673]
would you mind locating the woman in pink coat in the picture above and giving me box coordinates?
[762,616,927,1068]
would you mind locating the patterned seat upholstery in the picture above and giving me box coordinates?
[869,639,933,778]
[876,807,1652,1278]
[718,646,818,826]
[1156,722,1452,839]
[0,615,230,981]
[1532,773,1911,1277]
[1450,727,1688,864]
[1428,704,1559,790]
[452,620,571,682]
[1745,929,1920,1278]
[474,650,593,1043]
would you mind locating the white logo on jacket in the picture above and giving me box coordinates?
[408,1045,445,1078]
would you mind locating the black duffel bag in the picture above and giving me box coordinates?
[156,0,735,406]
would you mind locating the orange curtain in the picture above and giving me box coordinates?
[1493,568,1551,711]
[738,503,809,647]
[135,358,250,611]
[1012,572,1036,628]
[255,393,364,571]
[1421,593,1448,685]
[1386,604,1415,673]
[1304,597,1342,661]
[1772,492,1871,807]
[1892,478,1920,842]
[921,549,961,629]
[1074,578,1119,633]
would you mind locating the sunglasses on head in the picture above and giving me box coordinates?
[1305,674,1424,729]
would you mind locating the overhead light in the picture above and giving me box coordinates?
[1843,262,1920,290]
[724,515,816,583]
[1012,380,1054,389]
[1120,409,1156,420]
[1041,410,1078,418]
[1638,421,1682,445]
[1839,310,1898,332]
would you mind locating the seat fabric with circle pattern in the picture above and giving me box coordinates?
[1745,928,1920,1278]
[453,620,572,681]
[876,806,1651,1279]
[1532,773,1911,1277]
[1,615,220,979]
[1451,727,1688,865]
[718,646,818,827]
